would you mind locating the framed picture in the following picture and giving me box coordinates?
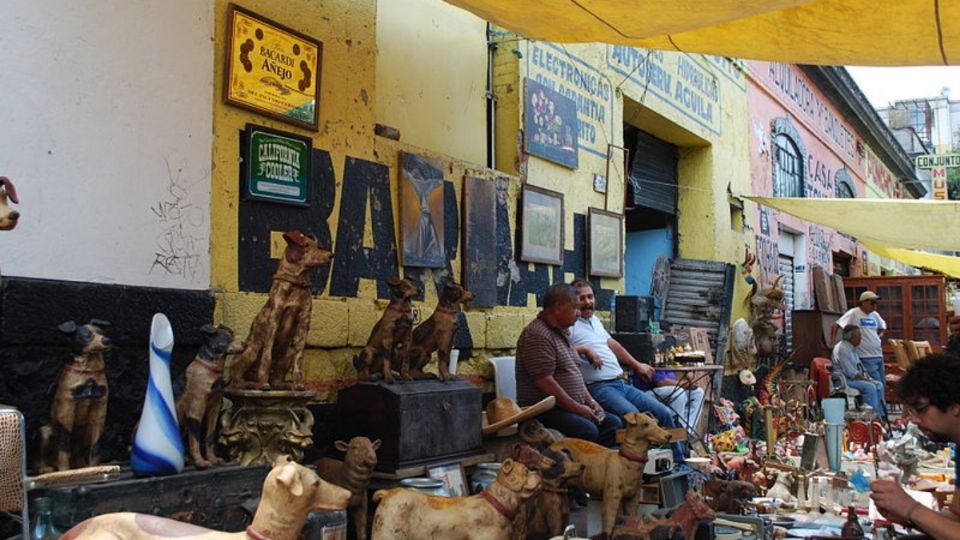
[462,176,498,307]
[224,4,323,130]
[524,78,579,169]
[242,124,312,207]
[400,152,446,267]
[520,184,564,266]
[428,462,468,497]
[588,208,623,277]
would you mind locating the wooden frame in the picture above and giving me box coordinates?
[588,207,623,277]
[399,152,446,268]
[224,4,323,130]
[428,462,468,497]
[462,176,498,307]
[523,78,579,169]
[520,184,564,266]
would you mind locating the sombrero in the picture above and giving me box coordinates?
[481,395,555,436]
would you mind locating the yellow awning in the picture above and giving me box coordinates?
[863,243,960,279]
[745,197,960,251]
[444,0,959,65]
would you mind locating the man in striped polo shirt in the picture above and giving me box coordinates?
[515,283,623,446]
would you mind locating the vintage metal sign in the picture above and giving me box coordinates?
[244,125,311,206]
[915,153,960,169]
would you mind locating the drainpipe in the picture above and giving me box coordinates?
[486,23,497,170]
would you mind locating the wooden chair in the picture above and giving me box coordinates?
[905,340,932,367]
[889,339,910,371]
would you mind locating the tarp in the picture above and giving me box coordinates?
[745,197,960,251]
[863,243,960,279]
[444,0,959,66]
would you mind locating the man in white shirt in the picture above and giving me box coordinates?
[832,290,888,418]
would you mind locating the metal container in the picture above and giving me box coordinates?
[301,509,347,540]
[469,462,501,494]
[400,477,449,497]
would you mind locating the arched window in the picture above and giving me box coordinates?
[835,168,856,198]
[773,134,803,197]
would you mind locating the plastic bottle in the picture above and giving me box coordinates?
[30,497,62,540]
[841,505,864,538]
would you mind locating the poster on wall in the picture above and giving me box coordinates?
[587,208,623,278]
[400,152,445,268]
[524,78,579,169]
[225,4,323,130]
[242,124,311,206]
[462,176,498,307]
[520,184,564,266]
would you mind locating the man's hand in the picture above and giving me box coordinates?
[584,349,602,369]
[575,402,598,423]
[871,479,915,525]
[855,374,871,381]
[634,362,655,381]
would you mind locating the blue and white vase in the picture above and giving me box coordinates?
[131,313,184,475]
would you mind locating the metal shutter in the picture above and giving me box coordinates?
[662,259,736,361]
[778,255,795,353]
[627,130,678,215]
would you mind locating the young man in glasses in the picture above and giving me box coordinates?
[871,353,960,538]
[832,290,888,418]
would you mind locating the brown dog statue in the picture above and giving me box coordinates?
[406,281,474,381]
[60,455,350,540]
[0,177,20,231]
[613,491,715,540]
[522,446,585,540]
[175,324,246,468]
[371,458,541,540]
[229,231,333,389]
[315,437,381,540]
[353,277,419,383]
[37,320,113,473]
[549,411,672,536]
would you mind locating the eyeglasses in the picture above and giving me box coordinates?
[907,401,931,414]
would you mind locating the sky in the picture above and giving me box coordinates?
[846,66,960,108]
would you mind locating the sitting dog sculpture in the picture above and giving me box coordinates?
[353,277,419,383]
[371,458,541,540]
[0,176,20,231]
[37,320,113,472]
[522,447,585,540]
[549,412,672,536]
[176,324,246,468]
[60,456,350,540]
[702,477,759,514]
[406,281,475,381]
[315,437,381,540]
[229,231,333,389]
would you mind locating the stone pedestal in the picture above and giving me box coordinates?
[220,389,316,466]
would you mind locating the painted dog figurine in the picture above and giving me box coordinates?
[229,231,333,389]
[406,280,475,380]
[353,277,419,383]
[0,176,20,231]
[176,324,246,468]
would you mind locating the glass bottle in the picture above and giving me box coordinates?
[30,497,62,540]
[841,505,864,538]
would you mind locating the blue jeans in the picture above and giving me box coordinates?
[588,379,685,461]
[536,407,623,447]
[860,356,888,417]
[847,378,885,417]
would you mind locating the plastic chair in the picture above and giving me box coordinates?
[488,356,517,401]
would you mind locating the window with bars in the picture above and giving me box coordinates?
[773,134,803,198]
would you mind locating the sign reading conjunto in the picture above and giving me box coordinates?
[915,153,960,169]
[225,5,323,130]
[244,125,311,207]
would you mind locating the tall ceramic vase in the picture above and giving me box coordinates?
[131,313,184,475]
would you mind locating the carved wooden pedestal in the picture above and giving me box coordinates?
[220,389,317,466]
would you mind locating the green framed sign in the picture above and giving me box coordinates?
[243,124,312,206]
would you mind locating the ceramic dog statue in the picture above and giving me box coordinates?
[522,447,585,540]
[406,281,475,380]
[229,231,333,389]
[60,455,350,540]
[371,458,541,540]
[549,411,672,536]
[613,491,715,540]
[353,277,420,383]
[0,177,20,231]
[175,324,246,468]
[315,437,381,540]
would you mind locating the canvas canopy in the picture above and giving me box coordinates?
[444,0,959,66]
[863,243,960,279]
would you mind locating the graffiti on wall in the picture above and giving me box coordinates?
[150,159,205,280]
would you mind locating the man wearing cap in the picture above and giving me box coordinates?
[515,283,623,447]
[832,290,888,418]
[568,279,687,462]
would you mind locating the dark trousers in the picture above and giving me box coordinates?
[535,407,623,447]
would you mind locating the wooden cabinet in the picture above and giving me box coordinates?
[791,310,840,368]
[843,275,947,365]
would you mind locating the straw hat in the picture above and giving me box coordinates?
[481,396,555,436]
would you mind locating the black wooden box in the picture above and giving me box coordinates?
[335,380,482,473]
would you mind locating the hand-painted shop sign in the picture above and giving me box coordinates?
[524,78,579,168]
[524,42,614,159]
[607,47,722,136]
[915,153,960,169]
[244,124,311,206]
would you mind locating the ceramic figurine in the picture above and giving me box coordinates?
[406,281,475,381]
[522,446,585,540]
[228,231,333,389]
[316,437,382,540]
[131,313,184,475]
[0,177,20,231]
[353,277,419,383]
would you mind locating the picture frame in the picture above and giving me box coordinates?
[224,4,323,130]
[588,207,623,277]
[241,123,312,207]
[520,184,564,266]
[524,78,579,169]
[428,462,468,497]
[399,152,446,268]
[462,175,498,307]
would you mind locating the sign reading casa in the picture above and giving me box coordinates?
[915,153,960,169]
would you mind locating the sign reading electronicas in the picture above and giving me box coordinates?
[245,125,311,206]
[915,153,960,169]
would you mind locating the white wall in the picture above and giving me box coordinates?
[0,1,213,289]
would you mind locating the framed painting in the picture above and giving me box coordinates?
[224,4,323,130]
[520,184,564,266]
[524,78,579,169]
[588,208,623,277]
[462,176,498,307]
[400,152,445,268]
[428,462,468,497]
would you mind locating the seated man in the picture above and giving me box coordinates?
[832,324,886,417]
[568,279,685,461]
[516,283,623,447]
[633,368,705,437]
